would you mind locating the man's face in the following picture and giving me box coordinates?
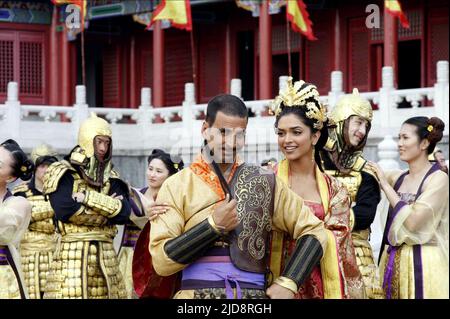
[434,152,448,172]
[93,135,111,161]
[347,115,369,147]
[35,163,50,184]
[201,111,247,164]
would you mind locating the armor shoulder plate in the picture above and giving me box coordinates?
[12,182,31,196]
[110,169,120,179]
[42,160,76,195]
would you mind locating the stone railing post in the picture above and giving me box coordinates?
[230,79,242,99]
[379,66,395,130]
[433,61,449,135]
[136,87,153,128]
[327,71,344,110]
[4,82,21,140]
[278,75,289,93]
[182,83,195,136]
[72,85,89,139]
[377,135,399,170]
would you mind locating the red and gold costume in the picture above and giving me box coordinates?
[270,159,365,299]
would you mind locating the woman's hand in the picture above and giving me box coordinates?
[366,161,389,190]
[146,201,170,221]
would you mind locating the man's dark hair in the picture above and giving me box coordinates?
[205,94,248,126]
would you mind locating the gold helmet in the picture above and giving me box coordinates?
[31,143,58,165]
[330,88,373,125]
[77,113,112,159]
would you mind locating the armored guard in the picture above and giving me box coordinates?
[42,113,131,299]
[13,144,58,299]
[320,89,383,298]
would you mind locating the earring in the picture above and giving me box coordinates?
[311,147,315,163]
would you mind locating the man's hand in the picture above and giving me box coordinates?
[72,192,85,203]
[211,194,239,232]
[266,283,295,299]
[110,192,124,200]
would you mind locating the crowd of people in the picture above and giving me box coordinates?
[0,77,448,299]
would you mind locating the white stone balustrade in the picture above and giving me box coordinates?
[0,61,448,159]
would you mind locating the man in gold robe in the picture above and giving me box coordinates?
[149,94,328,299]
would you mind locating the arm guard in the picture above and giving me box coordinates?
[282,235,323,288]
[83,190,122,218]
[164,218,221,264]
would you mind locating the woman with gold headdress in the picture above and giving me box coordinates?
[12,143,58,299]
[0,139,33,299]
[269,78,365,299]
[42,113,131,299]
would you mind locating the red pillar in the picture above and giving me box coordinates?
[49,7,59,105]
[259,1,272,99]
[384,8,398,87]
[130,36,137,108]
[153,21,165,107]
[333,8,341,71]
[225,21,232,93]
[60,28,70,106]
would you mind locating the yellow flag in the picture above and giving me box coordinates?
[385,0,410,28]
[286,0,317,40]
[148,0,192,31]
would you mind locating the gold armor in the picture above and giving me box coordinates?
[42,161,126,299]
[13,143,58,299]
[18,190,56,299]
[324,91,383,298]
[42,114,126,299]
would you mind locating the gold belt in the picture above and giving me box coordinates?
[54,231,114,256]
[21,232,57,253]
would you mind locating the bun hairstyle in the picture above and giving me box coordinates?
[403,116,445,154]
[147,149,184,176]
[0,139,34,181]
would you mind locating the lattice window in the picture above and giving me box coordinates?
[272,24,302,53]
[141,50,153,88]
[428,8,449,85]
[165,31,193,106]
[199,27,226,103]
[19,41,43,96]
[349,18,369,91]
[0,28,47,104]
[371,9,423,41]
[0,40,14,94]
[103,46,121,107]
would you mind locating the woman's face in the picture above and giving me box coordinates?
[146,158,170,189]
[398,123,429,162]
[0,146,15,184]
[276,113,320,162]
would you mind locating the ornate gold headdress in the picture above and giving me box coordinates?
[271,77,327,130]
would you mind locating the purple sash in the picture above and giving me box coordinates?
[181,254,265,299]
[382,163,441,299]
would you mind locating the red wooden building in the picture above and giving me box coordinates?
[0,0,448,108]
